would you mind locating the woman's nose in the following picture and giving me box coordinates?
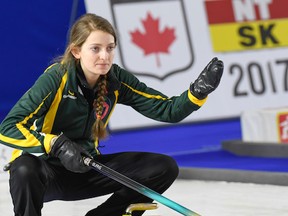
[99,50,108,60]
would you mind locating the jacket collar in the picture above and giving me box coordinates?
[76,63,93,90]
[107,65,121,92]
[74,63,121,94]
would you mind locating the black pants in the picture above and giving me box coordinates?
[9,152,179,216]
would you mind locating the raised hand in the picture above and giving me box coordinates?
[190,57,224,99]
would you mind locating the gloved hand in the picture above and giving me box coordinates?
[190,57,224,99]
[50,134,91,173]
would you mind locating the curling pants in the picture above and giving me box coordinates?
[9,152,179,216]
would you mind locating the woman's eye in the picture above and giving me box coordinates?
[91,47,99,52]
[107,46,115,52]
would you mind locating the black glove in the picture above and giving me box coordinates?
[50,134,91,173]
[190,57,224,99]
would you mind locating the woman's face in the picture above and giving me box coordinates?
[72,30,116,82]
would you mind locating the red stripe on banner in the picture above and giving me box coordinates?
[205,0,235,24]
[269,0,288,19]
[205,0,288,24]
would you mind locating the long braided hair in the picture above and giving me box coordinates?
[59,13,117,140]
[91,75,108,140]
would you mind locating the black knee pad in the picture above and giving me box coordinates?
[135,153,179,188]
[154,154,179,181]
[10,154,45,181]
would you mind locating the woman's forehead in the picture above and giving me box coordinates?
[85,30,115,45]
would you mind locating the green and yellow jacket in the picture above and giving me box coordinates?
[0,63,206,162]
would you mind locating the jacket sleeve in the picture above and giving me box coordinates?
[115,66,207,123]
[0,64,62,154]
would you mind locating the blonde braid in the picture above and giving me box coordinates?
[91,75,108,140]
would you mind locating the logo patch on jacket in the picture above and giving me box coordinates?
[63,90,77,99]
[93,97,111,120]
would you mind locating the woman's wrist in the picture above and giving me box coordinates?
[50,136,58,148]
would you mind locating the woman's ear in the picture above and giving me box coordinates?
[71,44,81,59]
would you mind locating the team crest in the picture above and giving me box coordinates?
[110,0,194,80]
[93,97,111,120]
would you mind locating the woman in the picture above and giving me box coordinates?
[0,13,223,216]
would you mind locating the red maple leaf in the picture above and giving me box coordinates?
[130,12,176,67]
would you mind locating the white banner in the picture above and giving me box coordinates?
[241,107,288,143]
[84,0,288,130]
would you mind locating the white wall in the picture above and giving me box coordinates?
[0,146,13,181]
[84,0,288,130]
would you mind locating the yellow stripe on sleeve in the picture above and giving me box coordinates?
[188,90,207,106]
[42,72,68,133]
[121,82,169,100]
[0,93,52,148]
